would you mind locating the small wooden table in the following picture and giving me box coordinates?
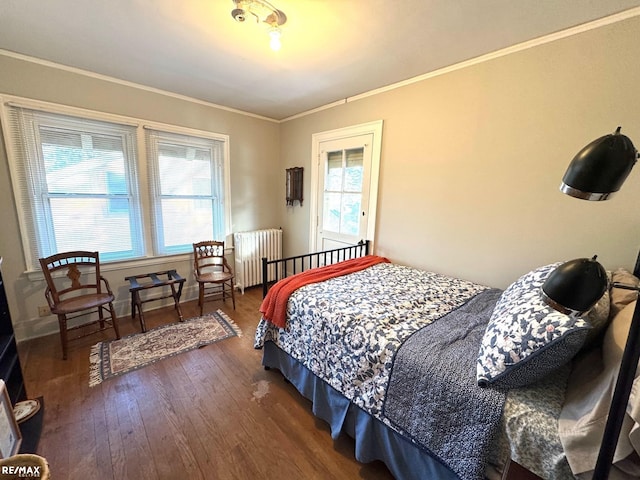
[125,270,186,332]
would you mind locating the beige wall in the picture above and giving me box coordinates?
[279,15,640,289]
[0,54,281,340]
[2,14,640,342]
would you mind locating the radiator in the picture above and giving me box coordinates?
[234,228,282,294]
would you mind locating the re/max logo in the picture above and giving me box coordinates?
[1,465,42,477]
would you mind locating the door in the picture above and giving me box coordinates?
[310,121,383,254]
[316,135,372,251]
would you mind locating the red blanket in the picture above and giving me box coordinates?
[260,255,390,328]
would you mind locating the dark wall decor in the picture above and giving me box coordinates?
[286,167,303,206]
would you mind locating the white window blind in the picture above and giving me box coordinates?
[146,129,226,255]
[5,106,143,270]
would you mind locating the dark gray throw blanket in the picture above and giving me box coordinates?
[384,288,506,480]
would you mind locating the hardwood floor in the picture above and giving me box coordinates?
[17,287,394,479]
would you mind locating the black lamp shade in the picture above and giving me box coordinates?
[551,127,640,480]
[542,257,608,315]
[561,127,637,200]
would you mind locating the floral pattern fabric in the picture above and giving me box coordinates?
[490,363,574,479]
[255,262,578,480]
[476,263,590,389]
[254,262,488,417]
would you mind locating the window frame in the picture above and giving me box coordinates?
[28,112,144,263]
[145,125,231,256]
[0,95,232,273]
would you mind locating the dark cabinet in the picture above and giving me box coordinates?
[0,258,26,405]
[0,258,43,453]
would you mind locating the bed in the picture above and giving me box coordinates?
[254,243,640,480]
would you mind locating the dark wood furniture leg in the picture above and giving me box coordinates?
[57,315,68,361]
[131,289,146,332]
[126,270,186,333]
[169,282,184,322]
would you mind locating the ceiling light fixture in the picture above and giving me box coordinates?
[231,0,287,51]
[268,27,282,51]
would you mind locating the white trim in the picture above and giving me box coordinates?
[1,7,638,125]
[222,138,233,237]
[25,246,234,281]
[281,6,640,122]
[3,96,141,126]
[0,94,233,273]
[0,98,34,269]
[281,99,347,122]
[0,49,279,123]
[2,95,233,143]
[142,123,228,142]
[25,252,189,281]
[309,120,383,253]
[14,282,204,341]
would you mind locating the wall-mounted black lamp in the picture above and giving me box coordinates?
[542,127,639,479]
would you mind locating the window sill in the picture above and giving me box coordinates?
[26,248,234,282]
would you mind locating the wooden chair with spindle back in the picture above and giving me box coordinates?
[193,240,236,315]
[39,251,120,359]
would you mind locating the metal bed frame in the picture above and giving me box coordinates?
[261,240,370,297]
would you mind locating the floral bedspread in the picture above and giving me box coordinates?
[254,262,489,417]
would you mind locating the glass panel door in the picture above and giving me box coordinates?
[317,134,372,251]
[322,149,364,236]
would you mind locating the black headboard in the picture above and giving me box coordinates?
[261,240,370,297]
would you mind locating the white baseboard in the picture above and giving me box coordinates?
[15,284,201,343]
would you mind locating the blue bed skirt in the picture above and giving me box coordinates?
[262,341,459,480]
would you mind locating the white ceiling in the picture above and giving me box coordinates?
[1,0,640,120]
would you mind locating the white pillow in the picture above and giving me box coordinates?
[559,300,640,475]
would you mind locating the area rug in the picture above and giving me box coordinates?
[89,309,242,387]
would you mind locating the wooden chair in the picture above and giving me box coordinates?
[193,240,236,315]
[39,251,120,360]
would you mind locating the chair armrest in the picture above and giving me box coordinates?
[99,276,114,296]
[43,287,55,310]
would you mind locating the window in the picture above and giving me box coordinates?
[3,99,230,271]
[6,108,143,270]
[323,148,364,236]
[146,129,227,255]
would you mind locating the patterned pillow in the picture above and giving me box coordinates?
[477,263,591,389]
